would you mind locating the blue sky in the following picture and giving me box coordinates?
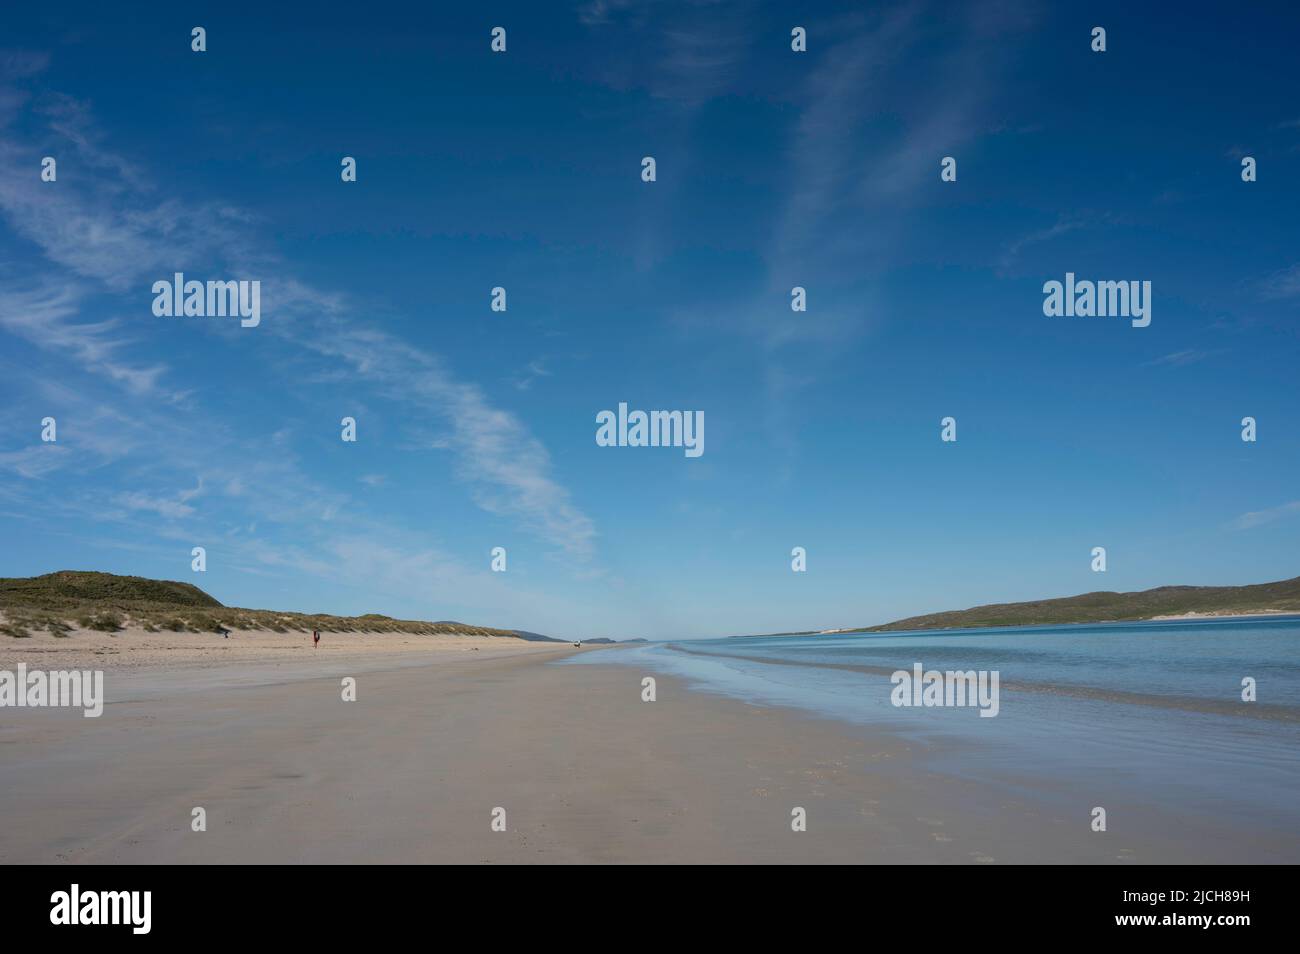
[1,1,1297,639]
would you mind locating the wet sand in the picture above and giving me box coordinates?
[1,639,1288,863]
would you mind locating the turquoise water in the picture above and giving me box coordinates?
[564,616,1300,834]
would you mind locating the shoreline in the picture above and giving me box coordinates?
[2,644,1294,863]
[1145,609,1296,621]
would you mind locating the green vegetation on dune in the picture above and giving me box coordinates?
[1,570,221,610]
[0,570,519,639]
[857,576,1300,633]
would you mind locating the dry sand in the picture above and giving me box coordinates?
[0,621,552,672]
[0,628,1286,863]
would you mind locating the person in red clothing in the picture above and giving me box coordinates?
[313,629,320,648]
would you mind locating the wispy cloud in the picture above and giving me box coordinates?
[772,2,1031,277]
[1232,501,1300,530]
[1145,349,1210,368]
[662,4,1034,460]
[0,54,598,563]
[113,491,196,520]
[1259,263,1300,300]
[0,279,171,397]
[292,321,597,558]
[576,0,642,28]
[999,215,1109,273]
[513,358,552,391]
[0,443,70,479]
[577,0,747,107]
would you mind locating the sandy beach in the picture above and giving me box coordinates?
[0,620,556,672]
[1146,610,1294,622]
[2,627,1291,864]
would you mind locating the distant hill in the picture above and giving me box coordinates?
[508,632,647,644]
[512,630,566,643]
[857,576,1300,633]
[0,570,521,639]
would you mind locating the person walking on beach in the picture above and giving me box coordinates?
[313,629,320,649]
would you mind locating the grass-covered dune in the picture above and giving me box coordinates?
[0,570,221,610]
[0,570,518,639]
[859,575,1300,633]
